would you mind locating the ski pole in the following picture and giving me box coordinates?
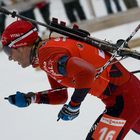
[131,70,140,74]
[4,88,67,100]
[95,24,140,79]
[57,118,60,121]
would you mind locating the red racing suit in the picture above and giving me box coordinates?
[33,37,140,139]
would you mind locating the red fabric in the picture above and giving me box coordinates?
[109,62,130,86]
[66,57,96,88]
[35,37,140,138]
[47,88,68,104]
[35,88,68,105]
[132,118,140,134]
[70,101,81,107]
[35,93,41,103]
[38,38,109,96]
[36,37,132,106]
[35,2,46,8]
[36,37,140,139]
[47,75,65,89]
[1,20,38,48]
[102,74,140,139]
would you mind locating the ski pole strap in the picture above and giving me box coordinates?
[95,50,118,79]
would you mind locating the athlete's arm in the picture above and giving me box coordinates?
[57,55,96,120]
[56,55,96,107]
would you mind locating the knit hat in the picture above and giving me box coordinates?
[1,20,38,55]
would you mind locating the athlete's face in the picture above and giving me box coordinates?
[8,46,32,68]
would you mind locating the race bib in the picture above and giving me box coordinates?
[92,114,126,140]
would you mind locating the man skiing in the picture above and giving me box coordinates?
[2,19,140,140]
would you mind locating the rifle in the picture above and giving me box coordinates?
[0,7,140,75]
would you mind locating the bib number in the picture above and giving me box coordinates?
[92,114,126,140]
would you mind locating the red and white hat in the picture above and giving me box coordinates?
[1,20,38,49]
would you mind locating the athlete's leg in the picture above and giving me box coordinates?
[132,118,140,135]
[86,101,125,140]
[86,74,140,140]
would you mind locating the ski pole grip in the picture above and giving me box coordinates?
[0,6,11,15]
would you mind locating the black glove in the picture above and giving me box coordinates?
[5,91,35,107]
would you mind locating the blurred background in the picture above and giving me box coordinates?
[1,0,140,140]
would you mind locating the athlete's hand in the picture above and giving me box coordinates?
[5,91,35,107]
[57,103,80,121]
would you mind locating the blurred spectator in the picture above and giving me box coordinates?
[0,0,6,50]
[35,0,50,24]
[15,0,36,22]
[0,0,6,36]
[62,0,86,23]
[9,0,37,29]
[86,0,96,17]
[104,0,122,14]
[123,0,138,9]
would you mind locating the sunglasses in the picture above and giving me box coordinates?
[3,45,12,56]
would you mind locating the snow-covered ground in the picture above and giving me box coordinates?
[1,0,140,140]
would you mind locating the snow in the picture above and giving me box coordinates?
[1,0,140,140]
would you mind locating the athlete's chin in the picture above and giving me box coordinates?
[21,64,30,68]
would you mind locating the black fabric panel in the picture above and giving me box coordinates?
[109,64,122,77]
[71,88,90,103]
